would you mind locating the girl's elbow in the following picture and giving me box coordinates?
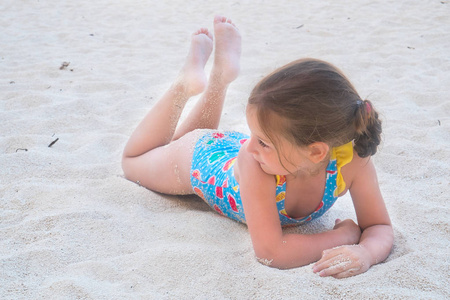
[254,245,290,269]
[254,244,277,267]
[255,254,294,270]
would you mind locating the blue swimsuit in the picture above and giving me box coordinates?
[190,130,353,227]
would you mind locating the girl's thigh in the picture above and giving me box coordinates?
[123,129,205,194]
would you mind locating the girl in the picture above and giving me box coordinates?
[122,16,393,278]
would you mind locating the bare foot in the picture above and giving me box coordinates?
[177,28,213,96]
[212,15,241,85]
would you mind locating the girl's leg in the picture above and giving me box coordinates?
[123,28,213,157]
[122,29,214,194]
[173,16,241,140]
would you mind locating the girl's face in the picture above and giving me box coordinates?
[245,108,311,176]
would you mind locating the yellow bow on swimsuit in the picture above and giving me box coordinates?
[330,141,354,196]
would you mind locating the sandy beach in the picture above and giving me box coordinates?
[1,0,449,299]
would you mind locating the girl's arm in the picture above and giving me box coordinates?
[237,146,361,269]
[313,157,394,278]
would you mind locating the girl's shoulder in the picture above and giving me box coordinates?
[235,141,274,185]
[340,148,374,192]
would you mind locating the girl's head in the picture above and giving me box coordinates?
[247,58,381,170]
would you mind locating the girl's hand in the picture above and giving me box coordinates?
[312,219,368,279]
[312,243,372,279]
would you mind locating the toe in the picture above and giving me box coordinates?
[214,15,227,24]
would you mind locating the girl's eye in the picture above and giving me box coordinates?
[258,139,268,148]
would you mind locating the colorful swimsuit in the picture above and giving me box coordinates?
[190,130,353,227]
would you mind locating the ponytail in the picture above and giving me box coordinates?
[353,100,382,158]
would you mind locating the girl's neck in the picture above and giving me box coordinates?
[286,156,329,181]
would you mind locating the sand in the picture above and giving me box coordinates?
[1,0,449,299]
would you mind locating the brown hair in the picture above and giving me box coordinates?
[248,58,381,158]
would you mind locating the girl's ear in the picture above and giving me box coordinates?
[307,142,330,164]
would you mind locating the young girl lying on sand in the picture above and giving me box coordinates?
[122,16,393,278]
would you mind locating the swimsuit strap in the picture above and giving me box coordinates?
[276,141,353,196]
[330,141,354,196]
[275,141,354,226]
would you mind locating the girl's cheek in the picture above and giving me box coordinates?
[247,137,260,155]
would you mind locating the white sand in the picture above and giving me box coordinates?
[1,0,449,298]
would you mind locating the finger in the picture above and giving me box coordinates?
[314,251,335,268]
[332,267,362,279]
[335,218,342,224]
[318,262,350,277]
[313,253,344,273]
[318,246,343,260]
[315,257,352,277]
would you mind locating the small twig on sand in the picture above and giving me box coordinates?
[48,138,59,147]
[60,62,70,70]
